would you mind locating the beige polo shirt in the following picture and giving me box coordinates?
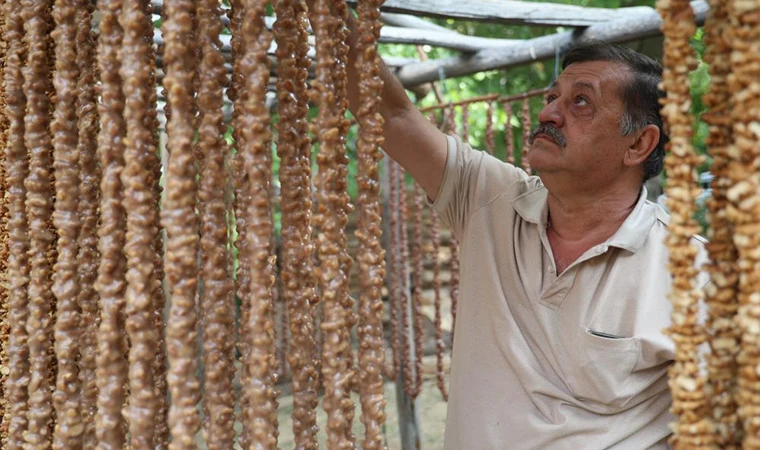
[434,135,706,449]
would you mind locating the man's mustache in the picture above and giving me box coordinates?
[528,123,567,148]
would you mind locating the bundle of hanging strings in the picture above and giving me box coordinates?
[0,0,392,447]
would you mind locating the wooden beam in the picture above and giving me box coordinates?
[380,12,456,34]
[381,26,518,53]
[347,0,654,27]
[395,0,708,87]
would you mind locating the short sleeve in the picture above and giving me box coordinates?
[431,134,529,239]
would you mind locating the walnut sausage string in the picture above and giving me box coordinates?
[383,158,400,381]
[162,0,204,447]
[3,1,32,446]
[443,105,459,348]
[119,0,163,445]
[197,0,236,447]
[430,207,448,401]
[73,1,100,447]
[397,166,415,398]
[723,0,760,447]
[312,0,357,445]
[51,0,85,445]
[355,0,388,445]
[503,102,515,166]
[485,102,495,156]
[702,0,740,446]
[239,0,280,447]
[0,9,10,444]
[273,0,320,447]
[409,183,425,400]
[520,97,531,173]
[93,0,129,446]
[21,0,57,446]
[657,0,712,447]
[143,0,170,444]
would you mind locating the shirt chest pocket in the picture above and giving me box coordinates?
[563,327,642,413]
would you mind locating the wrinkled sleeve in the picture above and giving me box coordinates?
[431,134,528,239]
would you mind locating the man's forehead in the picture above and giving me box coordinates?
[553,60,631,91]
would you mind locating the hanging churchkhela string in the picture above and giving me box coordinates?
[723,0,760,447]
[273,0,320,446]
[485,102,495,156]
[51,0,85,445]
[521,97,531,173]
[93,0,129,446]
[658,0,712,447]
[446,104,460,347]
[163,0,204,446]
[197,0,236,447]
[410,183,425,400]
[701,0,740,446]
[430,202,449,401]
[22,0,57,446]
[73,1,101,447]
[384,159,402,382]
[354,0,389,446]
[3,1,32,446]
[239,0,280,447]
[312,0,357,445]
[503,102,515,166]
[396,164,417,399]
[121,0,165,445]
[0,9,9,444]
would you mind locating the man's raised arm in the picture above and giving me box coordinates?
[315,9,449,201]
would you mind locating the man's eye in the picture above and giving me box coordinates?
[545,94,557,104]
[574,95,589,106]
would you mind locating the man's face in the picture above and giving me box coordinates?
[527,60,635,190]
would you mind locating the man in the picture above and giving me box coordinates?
[341,17,691,446]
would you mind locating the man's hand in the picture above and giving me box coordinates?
[304,0,449,200]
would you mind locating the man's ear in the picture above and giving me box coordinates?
[623,124,660,168]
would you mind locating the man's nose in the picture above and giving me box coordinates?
[537,100,563,128]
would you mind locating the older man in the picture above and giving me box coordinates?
[341,21,691,446]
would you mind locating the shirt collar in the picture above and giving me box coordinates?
[512,183,656,254]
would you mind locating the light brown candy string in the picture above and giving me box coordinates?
[383,159,401,382]
[461,104,470,143]
[197,0,236,447]
[409,183,425,400]
[21,0,57,446]
[723,0,760,447]
[312,0,357,444]
[73,1,100,447]
[120,0,162,445]
[3,1,32,446]
[657,0,711,447]
[446,104,459,347]
[397,165,415,398]
[0,6,11,446]
[143,0,169,445]
[503,102,515,166]
[273,0,320,447]
[162,0,203,448]
[239,0,280,447]
[51,0,84,446]
[520,97,531,173]
[355,0,388,445]
[425,111,448,400]
[227,0,255,446]
[485,102,495,155]
[702,0,740,446]
[430,207,448,401]
[93,0,129,447]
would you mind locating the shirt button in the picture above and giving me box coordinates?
[548,266,555,273]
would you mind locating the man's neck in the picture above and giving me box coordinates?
[545,185,640,272]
